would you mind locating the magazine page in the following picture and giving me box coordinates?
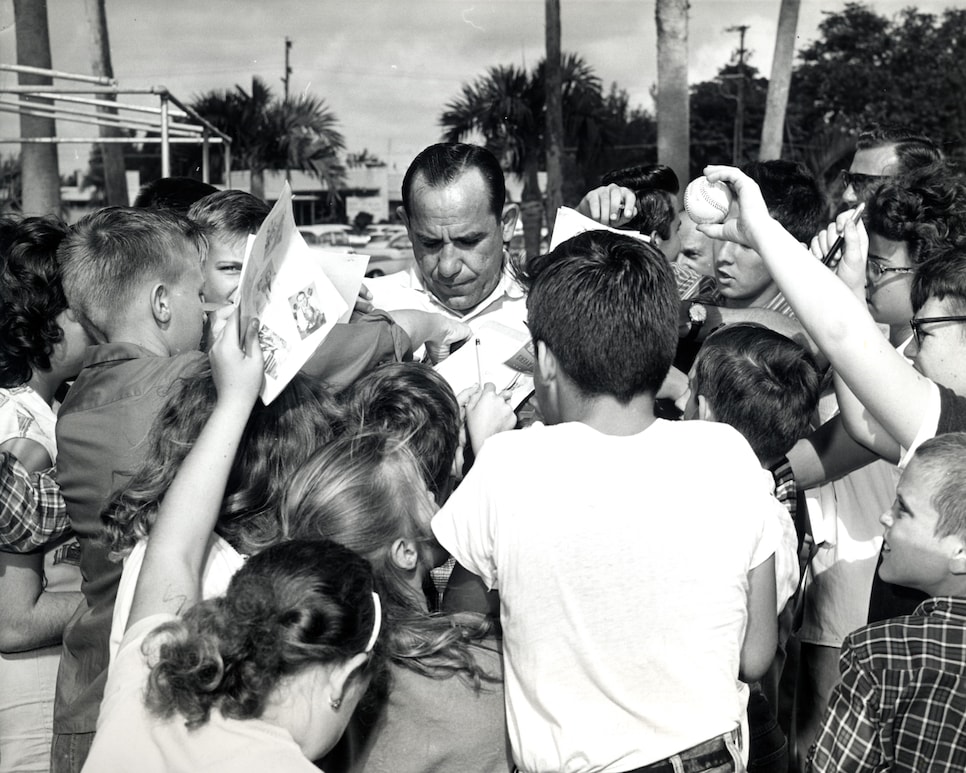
[434,321,535,410]
[548,206,652,250]
[236,182,349,403]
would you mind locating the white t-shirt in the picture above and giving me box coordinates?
[432,419,782,773]
[109,534,245,668]
[84,613,317,773]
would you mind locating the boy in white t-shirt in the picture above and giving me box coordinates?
[432,230,784,773]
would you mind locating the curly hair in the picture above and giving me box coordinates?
[0,216,70,388]
[282,432,497,691]
[145,539,379,728]
[865,170,966,265]
[101,363,344,559]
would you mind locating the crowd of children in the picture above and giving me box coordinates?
[1,127,965,773]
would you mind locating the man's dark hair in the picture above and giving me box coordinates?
[911,247,966,315]
[401,143,505,220]
[741,160,826,244]
[856,123,945,175]
[134,177,219,213]
[601,164,680,239]
[693,324,821,463]
[524,230,677,402]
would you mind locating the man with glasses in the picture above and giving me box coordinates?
[841,123,944,207]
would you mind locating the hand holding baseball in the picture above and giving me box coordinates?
[684,176,735,224]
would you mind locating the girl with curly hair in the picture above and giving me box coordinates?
[83,313,383,772]
[282,430,510,773]
[0,216,90,772]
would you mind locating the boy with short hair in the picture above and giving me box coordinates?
[432,230,785,773]
[807,432,966,771]
[52,206,210,771]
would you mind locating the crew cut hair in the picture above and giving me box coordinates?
[58,207,207,341]
[188,189,270,247]
[523,230,677,402]
[911,432,966,542]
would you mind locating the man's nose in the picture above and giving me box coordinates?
[842,185,858,207]
[437,244,462,278]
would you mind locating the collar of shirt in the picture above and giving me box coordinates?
[80,341,162,370]
[915,596,966,621]
[403,251,525,321]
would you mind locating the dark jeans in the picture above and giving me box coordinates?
[51,732,95,773]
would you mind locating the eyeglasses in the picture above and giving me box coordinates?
[866,255,916,281]
[909,315,966,347]
[840,170,888,195]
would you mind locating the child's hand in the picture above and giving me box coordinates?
[203,303,236,351]
[209,308,264,409]
[354,283,374,314]
[576,184,639,227]
[464,383,516,455]
[697,166,773,250]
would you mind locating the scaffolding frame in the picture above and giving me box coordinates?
[0,63,232,185]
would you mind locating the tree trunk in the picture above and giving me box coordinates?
[250,167,265,201]
[520,157,543,259]
[655,0,690,189]
[544,0,564,233]
[85,0,129,205]
[759,0,801,161]
[13,0,61,216]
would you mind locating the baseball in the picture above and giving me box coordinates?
[684,176,734,225]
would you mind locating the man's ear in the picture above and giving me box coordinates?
[501,204,519,243]
[389,537,419,572]
[697,394,715,422]
[397,206,411,232]
[150,283,170,326]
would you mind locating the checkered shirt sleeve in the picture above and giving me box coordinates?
[0,451,69,552]
[808,598,966,771]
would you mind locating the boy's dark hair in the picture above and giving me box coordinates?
[866,173,966,265]
[694,324,820,463]
[912,432,966,542]
[742,160,826,244]
[188,190,270,248]
[911,247,966,315]
[402,143,505,220]
[602,164,680,239]
[0,216,70,387]
[59,207,207,341]
[134,177,218,213]
[342,362,459,503]
[855,123,945,174]
[524,230,677,402]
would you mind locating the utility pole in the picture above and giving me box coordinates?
[283,37,292,185]
[726,24,749,165]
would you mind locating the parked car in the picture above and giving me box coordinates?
[363,232,415,277]
[298,224,353,250]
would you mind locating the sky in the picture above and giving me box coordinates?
[0,0,957,178]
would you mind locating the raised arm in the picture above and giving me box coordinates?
[576,184,639,227]
[700,166,933,450]
[128,312,263,628]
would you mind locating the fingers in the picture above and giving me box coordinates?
[440,320,473,346]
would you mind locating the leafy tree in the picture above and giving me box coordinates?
[191,76,346,201]
[440,54,607,258]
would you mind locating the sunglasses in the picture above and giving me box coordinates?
[909,315,966,347]
[840,170,888,194]
[866,255,915,281]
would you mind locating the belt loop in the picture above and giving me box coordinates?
[669,754,685,773]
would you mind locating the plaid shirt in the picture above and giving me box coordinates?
[0,451,69,552]
[808,596,966,771]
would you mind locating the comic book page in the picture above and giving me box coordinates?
[236,183,350,403]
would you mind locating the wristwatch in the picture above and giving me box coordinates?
[684,302,707,343]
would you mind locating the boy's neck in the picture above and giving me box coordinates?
[106,323,180,358]
[556,390,658,436]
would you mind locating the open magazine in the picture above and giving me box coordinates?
[236,183,369,403]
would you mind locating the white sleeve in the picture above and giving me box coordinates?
[898,380,941,471]
[431,445,501,590]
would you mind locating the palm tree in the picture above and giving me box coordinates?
[440,55,605,258]
[192,77,345,202]
[655,0,690,193]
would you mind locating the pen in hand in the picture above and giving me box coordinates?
[474,338,483,386]
[823,202,866,269]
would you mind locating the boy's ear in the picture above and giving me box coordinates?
[948,541,966,576]
[536,340,557,384]
[389,537,419,572]
[150,282,171,326]
[697,394,715,422]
